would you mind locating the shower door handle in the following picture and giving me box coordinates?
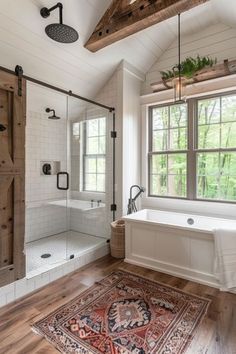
[57,172,69,190]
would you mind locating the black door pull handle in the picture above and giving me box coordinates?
[0,124,6,132]
[57,172,69,190]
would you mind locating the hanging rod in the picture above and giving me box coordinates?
[0,64,115,112]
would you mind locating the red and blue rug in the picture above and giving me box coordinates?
[32,270,210,353]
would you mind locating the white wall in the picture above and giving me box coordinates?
[122,62,144,214]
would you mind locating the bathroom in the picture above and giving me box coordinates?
[0,1,236,353]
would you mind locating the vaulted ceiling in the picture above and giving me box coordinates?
[0,0,235,100]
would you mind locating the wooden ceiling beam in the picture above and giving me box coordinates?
[85,0,209,52]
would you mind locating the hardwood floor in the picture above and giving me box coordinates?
[0,255,236,354]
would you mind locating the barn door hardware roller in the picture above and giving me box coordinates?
[15,65,24,97]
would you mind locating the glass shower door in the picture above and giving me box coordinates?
[25,83,70,275]
[65,96,114,261]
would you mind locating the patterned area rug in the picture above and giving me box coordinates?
[32,270,210,354]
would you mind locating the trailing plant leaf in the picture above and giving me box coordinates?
[160,70,175,80]
[161,55,217,80]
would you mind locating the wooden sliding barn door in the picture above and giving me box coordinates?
[0,70,26,287]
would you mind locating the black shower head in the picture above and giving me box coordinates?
[45,108,60,120]
[45,23,78,43]
[40,2,79,44]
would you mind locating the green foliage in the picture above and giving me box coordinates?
[150,96,236,201]
[160,55,217,80]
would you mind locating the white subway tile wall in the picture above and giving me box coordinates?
[70,207,108,237]
[26,110,68,242]
[26,205,68,242]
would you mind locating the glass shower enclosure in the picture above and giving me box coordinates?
[25,82,114,276]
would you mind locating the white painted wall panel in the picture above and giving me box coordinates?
[142,23,236,95]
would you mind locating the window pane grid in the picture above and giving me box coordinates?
[197,119,236,126]
[149,152,187,198]
[149,93,236,203]
[151,103,187,153]
[83,117,106,193]
[196,95,236,201]
[149,102,188,198]
[197,95,236,150]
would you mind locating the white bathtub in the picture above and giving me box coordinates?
[123,209,236,288]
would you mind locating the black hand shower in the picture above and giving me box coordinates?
[40,2,79,43]
[127,185,145,215]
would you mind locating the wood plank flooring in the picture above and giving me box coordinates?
[0,255,236,354]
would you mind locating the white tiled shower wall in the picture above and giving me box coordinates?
[70,205,108,237]
[26,205,68,242]
[26,109,68,242]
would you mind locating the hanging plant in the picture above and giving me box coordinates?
[160,55,217,81]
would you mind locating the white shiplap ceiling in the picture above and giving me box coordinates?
[0,0,235,100]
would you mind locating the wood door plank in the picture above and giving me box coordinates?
[0,89,14,170]
[0,70,26,287]
[0,176,14,268]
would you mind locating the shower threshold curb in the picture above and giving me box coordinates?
[0,244,110,309]
[26,243,109,279]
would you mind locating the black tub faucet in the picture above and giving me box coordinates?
[127,185,145,214]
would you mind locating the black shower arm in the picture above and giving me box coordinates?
[46,108,55,115]
[41,3,63,24]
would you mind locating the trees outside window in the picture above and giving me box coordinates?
[83,117,106,193]
[149,93,236,202]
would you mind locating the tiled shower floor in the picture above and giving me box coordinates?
[26,231,107,276]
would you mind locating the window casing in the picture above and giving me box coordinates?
[148,92,236,203]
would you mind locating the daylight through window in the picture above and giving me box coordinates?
[83,117,106,193]
[148,92,236,202]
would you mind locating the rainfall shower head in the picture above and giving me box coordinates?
[45,107,60,120]
[45,23,78,43]
[40,2,79,43]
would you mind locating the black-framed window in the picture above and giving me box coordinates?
[83,117,106,193]
[148,92,236,202]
